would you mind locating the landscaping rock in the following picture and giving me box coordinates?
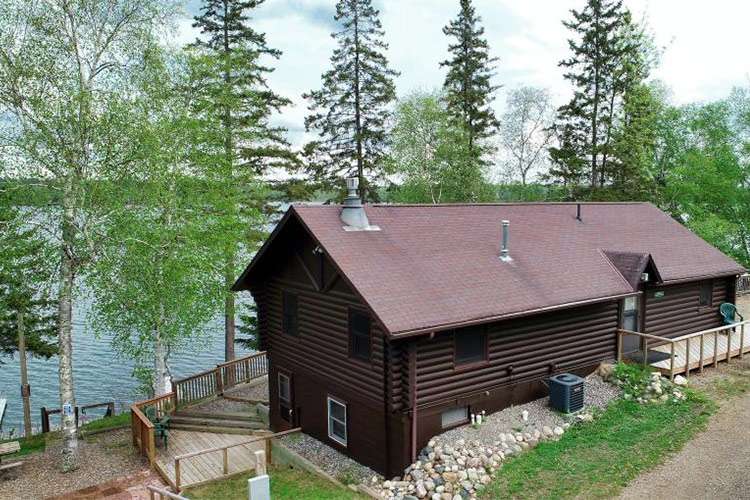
[674,374,688,386]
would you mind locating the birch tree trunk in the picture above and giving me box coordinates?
[153,325,169,396]
[58,175,78,471]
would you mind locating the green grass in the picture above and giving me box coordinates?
[480,391,716,500]
[80,412,131,434]
[184,466,366,500]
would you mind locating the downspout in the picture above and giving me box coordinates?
[409,342,417,462]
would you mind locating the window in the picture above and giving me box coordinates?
[278,373,291,422]
[699,281,713,307]
[282,291,298,336]
[349,309,371,360]
[327,397,347,446]
[455,326,487,365]
[441,406,469,429]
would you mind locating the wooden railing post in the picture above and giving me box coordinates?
[642,338,648,368]
[265,437,273,465]
[670,342,675,381]
[727,327,732,363]
[741,323,745,360]
[616,330,623,363]
[175,458,181,491]
[685,337,690,380]
[148,428,156,466]
[714,331,719,367]
[699,334,705,373]
[216,366,224,395]
[222,448,229,475]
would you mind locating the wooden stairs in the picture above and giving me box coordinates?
[169,408,266,435]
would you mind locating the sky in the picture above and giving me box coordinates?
[176,0,750,149]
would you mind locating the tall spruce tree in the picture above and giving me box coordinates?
[550,0,647,193]
[440,0,500,163]
[191,0,291,361]
[303,0,398,201]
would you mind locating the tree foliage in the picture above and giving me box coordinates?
[303,0,398,201]
[440,0,500,162]
[386,90,490,203]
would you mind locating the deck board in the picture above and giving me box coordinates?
[154,429,263,489]
[649,326,750,375]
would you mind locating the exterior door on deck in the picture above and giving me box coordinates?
[278,371,295,430]
[622,296,641,353]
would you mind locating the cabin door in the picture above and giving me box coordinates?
[277,371,296,430]
[621,296,640,353]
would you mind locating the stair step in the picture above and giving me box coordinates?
[168,423,258,435]
[175,410,261,421]
[169,415,265,430]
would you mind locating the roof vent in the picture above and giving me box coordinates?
[499,220,512,262]
[341,177,379,231]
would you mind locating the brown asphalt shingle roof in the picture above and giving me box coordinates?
[242,202,745,336]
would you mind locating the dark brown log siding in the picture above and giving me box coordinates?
[644,278,729,339]
[414,301,620,408]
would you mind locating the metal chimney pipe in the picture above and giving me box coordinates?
[576,203,582,221]
[500,220,511,261]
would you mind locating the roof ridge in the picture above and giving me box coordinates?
[370,202,650,207]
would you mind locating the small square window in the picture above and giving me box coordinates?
[327,397,347,446]
[349,310,371,360]
[699,281,713,307]
[283,291,298,336]
[455,326,487,365]
[441,406,469,429]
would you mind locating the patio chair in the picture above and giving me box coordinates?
[144,407,169,449]
[720,302,744,325]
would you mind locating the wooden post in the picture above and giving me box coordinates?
[175,458,181,491]
[714,331,719,367]
[264,437,273,465]
[149,489,155,500]
[222,447,228,475]
[147,428,156,466]
[643,338,648,368]
[727,328,732,363]
[685,338,690,381]
[670,342,675,381]
[699,334,705,373]
[741,323,745,360]
[216,366,224,396]
[131,409,138,447]
[616,330,623,363]
[255,450,267,476]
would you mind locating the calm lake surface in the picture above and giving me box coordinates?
[0,290,252,436]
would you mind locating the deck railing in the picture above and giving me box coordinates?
[172,427,300,491]
[618,319,749,381]
[739,273,750,295]
[173,351,268,408]
[130,351,268,467]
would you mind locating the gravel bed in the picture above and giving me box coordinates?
[437,374,620,446]
[0,428,148,500]
[192,376,269,414]
[279,432,380,485]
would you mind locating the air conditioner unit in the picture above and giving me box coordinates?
[549,373,584,413]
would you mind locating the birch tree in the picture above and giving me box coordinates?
[0,0,175,470]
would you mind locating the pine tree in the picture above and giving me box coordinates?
[191,0,292,361]
[0,203,57,437]
[440,0,500,162]
[551,0,640,192]
[303,0,398,202]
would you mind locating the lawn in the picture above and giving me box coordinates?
[480,389,716,499]
[184,465,366,500]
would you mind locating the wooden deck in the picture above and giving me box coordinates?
[648,328,750,375]
[154,430,264,489]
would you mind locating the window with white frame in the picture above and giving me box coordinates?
[278,373,291,422]
[327,396,347,446]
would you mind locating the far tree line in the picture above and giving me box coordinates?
[0,0,747,472]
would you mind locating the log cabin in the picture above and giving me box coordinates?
[232,180,746,477]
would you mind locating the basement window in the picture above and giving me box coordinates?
[282,291,298,336]
[327,397,347,446]
[441,406,469,429]
[455,326,487,366]
[699,281,713,307]
[349,309,371,361]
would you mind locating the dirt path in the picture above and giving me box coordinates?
[620,363,750,500]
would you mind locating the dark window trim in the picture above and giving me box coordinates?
[326,394,348,447]
[348,307,372,362]
[282,290,299,336]
[698,280,714,309]
[453,326,489,370]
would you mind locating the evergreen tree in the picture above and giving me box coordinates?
[550,0,644,192]
[191,0,292,361]
[303,0,398,201]
[440,0,500,162]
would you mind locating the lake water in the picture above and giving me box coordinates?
[0,289,252,436]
